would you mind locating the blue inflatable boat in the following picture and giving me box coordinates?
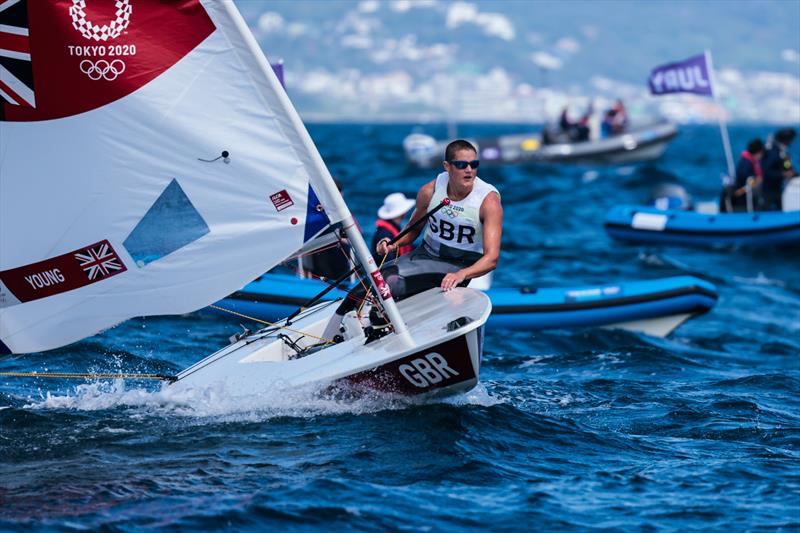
[210,273,718,337]
[604,205,800,247]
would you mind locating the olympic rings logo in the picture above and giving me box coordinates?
[441,207,459,219]
[80,59,126,81]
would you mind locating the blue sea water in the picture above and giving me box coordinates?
[1,124,798,531]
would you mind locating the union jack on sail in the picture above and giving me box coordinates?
[0,0,35,109]
[75,242,125,280]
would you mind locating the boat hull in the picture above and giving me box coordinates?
[605,205,800,247]
[210,274,717,337]
[175,288,490,399]
[334,332,480,397]
[404,122,678,167]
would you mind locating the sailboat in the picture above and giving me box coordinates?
[0,1,490,399]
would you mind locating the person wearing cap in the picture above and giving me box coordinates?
[321,139,503,342]
[761,128,797,211]
[371,192,416,265]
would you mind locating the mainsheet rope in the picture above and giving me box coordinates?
[0,371,176,382]
[0,302,334,382]
[0,234,394,382]
[208,304,333,344]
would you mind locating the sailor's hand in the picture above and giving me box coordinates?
[441,271,467,291]
[377,238,397,255]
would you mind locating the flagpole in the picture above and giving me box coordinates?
[705,50,736,179]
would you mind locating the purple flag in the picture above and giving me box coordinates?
[271,62,285,89]
[648,53,713,97]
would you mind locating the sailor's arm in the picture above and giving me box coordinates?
[376,181,435,255]
[441,192,503,291]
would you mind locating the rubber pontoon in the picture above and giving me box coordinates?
[210,273,718,338]
[605,205,800,247]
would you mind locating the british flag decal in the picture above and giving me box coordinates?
[0,0,35,110]
[75,242,125,280]
[0,0,214,122]
[0,239,127,306]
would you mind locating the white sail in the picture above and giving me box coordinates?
[0,0,348,354]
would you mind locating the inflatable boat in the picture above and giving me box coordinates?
[210,273,718,337]
[403,121,678,168]
[604,205,800,247]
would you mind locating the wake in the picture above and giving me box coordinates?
[23,379,501,421]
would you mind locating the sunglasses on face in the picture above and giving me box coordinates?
[447,159,480,170]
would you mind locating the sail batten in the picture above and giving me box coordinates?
[0,0,352,353]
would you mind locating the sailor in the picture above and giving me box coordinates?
[601,99,628,138]
[322,139,503,341]
[723,138,765,212]
[371,192,416,265]
[601,109,618,138]
[611,99,628,134]
[559,103,592,142]
[761,128,797,211]
[559,106,573,135]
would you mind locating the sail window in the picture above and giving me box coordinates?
[304,185,331,242]
[123,179,210,266]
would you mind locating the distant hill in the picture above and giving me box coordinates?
[235,0,800,124]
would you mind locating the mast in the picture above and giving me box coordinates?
[221,2,411,339]
[705,50,735,180]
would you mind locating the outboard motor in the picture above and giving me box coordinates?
[783,177,800,212]
[649,183,692,211]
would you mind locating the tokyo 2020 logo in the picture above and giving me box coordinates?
[69,0,132,42]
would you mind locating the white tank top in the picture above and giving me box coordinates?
[423,172,499,263]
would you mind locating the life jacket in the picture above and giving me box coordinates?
[740,150,763,179]
[375,219,412,256]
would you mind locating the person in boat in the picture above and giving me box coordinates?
[761,128,797,211]
[322,139,503,341]
[600,99,628,138]
[611,99,628,133]
[559,106,573,134]
[601,109,618,138]
[371,192,416,265]
[558,104,592,142]
[721,138,765,212]
[301,233,351,280]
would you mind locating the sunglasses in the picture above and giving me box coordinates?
[447,159,480,170]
